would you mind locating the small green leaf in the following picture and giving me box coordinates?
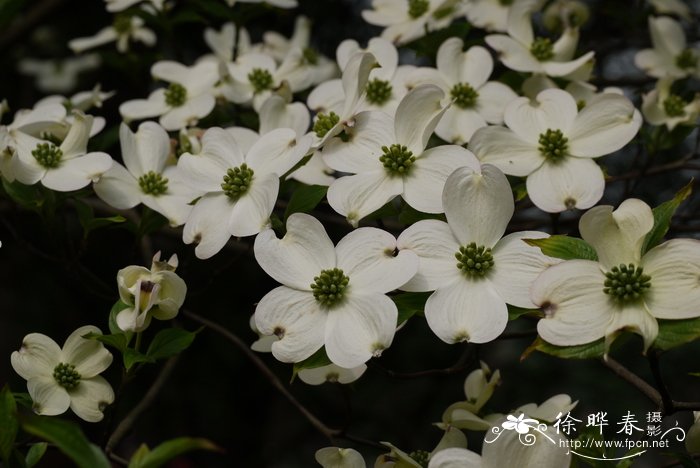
[522,337,605,360]
[1,179,43,211]
[512,183,528,202]
[127,437,221,468]
[524,235,598,261]
[641,180,693,254]
[507,305,543,320]
[653,317,700,351]
[25,442,48,468]
[146,328,199,361]
[284,184,327,220]
[74,199,126,238]
[19,414,110,468]
[13,393,32,409]
[124,349,154,370]
[391,292,431,325]
[292,347,332,379]
[0,385,18,463]
[83,332,129,353]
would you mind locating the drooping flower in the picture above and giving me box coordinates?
[534,198,700,351]
[298,363,367,385]
[641,77,700,130]
[254,213,418,368]
[397,165,559,344]
[635,16,700,79]
[11,325,114,422]
[469,88,641,212]
[116,251,187,332]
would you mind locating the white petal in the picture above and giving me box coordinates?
[642,239,700,319]
[579,198,653,268]
[341,52,378,117]
[327,171,403,227]
[443,164,514,247]
[324,293,397,368]
[68,376,114,422]
[321,111,392,174]
[299,364,367,385]
[568,95,641,157]
[246,128,311,177]
[119,89,169,121]
[552,28,579,61]
[434,107,487,145]
[255,213,335,290]
[491,231,561,308]
[468,126,543,177]
[526,157,605,213]
[254,286,326,363]
[159,93,215,131]
[11,333,61,380]
[42,152,113,192]
[485,35,541,73]
[425,279,508,344]
[183,194,233,259]
[93,162,141,209]
[397,219,462,292]
[27,377,70,416]
[228,172,278,237]
[533,260,614,346]
[132,121,170,174]
[151,60,190,84]
[429,448,482,468]
[476,81,518,124]
[62,326,113,378]
[541,51,595,77]
[68,28,118,54]
[394,84,446,153]
[335,227,418,294]
[315,447,366,468]
[505,89,578,142]
[404,145,480,213]
[60,112,92,159]
[649,16,686,57]
[605,304,659,351]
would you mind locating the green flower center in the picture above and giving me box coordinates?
[531,37,555,61]
[450,82,479,108]
[302,47,319,65]
[248,68,274,93]
[538,129,569,163]
[53,363,81,390]
[310,268,349,307]
[663,94,687,117]
[40,132,63,146]
[313,112,340,138]
[455,243,494,277]
[221,163,254,200]
[113,15,132,34]
[366,78,393,105]
[603,263,651,303]
[432,5,454,19]
[409,450,430,468]
[408,0,429,18]
[138,171,169,196]
[379,144,416,176]
[676,49,698,70]
[32,142,62,169]
[164,83,187,107]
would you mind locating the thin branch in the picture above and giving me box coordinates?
[370,344,474,379]
[601,356,662,408]
[648,350,673,413]
[108,452,129,467]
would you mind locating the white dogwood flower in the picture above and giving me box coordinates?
[408,38,517,143]
[469,88,641,212]
[324,84,480,226]
[94,122,198,226]
[642,78,700,130]
[635,16,700,79]
[362,0,462,45]
[254,213,418,368]
[535,198,700,351]
[69,15,156,53]
[316,447,365,468]
[11,326,114,422]
[179,127,312,259]
[298,364,367,385]
[18,55,101,93]
[397,165,559,344]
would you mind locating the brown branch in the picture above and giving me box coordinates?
[601,356,662,408]
[370,344,474,379]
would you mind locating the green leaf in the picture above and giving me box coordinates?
[522,337,605,360]
[83,332,129,353]
[641,180,693,254]
[25,443,48,468]
[74,199,126,238]
[124,349,154,371]
[391,292,431,325]
[507,305,542,320]
[283,184,327,220]
[127,437,220,468]
[146,328,199,361]
[19,414,110,468]
[512,182,528,202]
[653,317,700,351]
[0,385,18,463]
[524,235,598,261]
[292,347,332,379]
[1,179,44,211]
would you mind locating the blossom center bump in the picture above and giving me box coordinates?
[530,37,555,61]
[248,68,274,93]
[366,79,393,105]
[538,129,568,163]
[663,94,686,117]
[455,242,494,277]
[676,49,698,70]
[310,268,349,307]
[379,144,416,176]
[408,0,429,18]
[603,263,651,303]
[113,15,132,34]
[164,83,187,107]
[32,142,62,169]
[138,171,169,196]
[53,362,81,389]
[313,111,339,138]
[450,82,479,108]
[221,163,254,200]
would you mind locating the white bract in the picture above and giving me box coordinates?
[362,0,462,45]
[535,198,700,351]
[463,0,515,32]
[642,78,700,130]
[324,84,480,226]
[69,15,156,53]
[105,0,164,12]
[315,447,366,468]
[469,88,641,212]
[397,165,558,344]
[254,213,418,368]
[635,16,700,79]
[18,55,101,93]
[119,60,219,131]
[298,363,367,385]
[94,122,198,226]
[179,127,312,259]
[485,0,594,78]
[11,326,114,422]
[13,111,113,191]
[648,0,690,20]
[116,252,187,332]
[408,38,517,143]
